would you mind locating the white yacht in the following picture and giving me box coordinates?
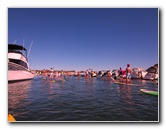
[8,44,34,82]
[143,64,158,80]
[131,67,148,79]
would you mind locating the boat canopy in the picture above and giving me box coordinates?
[8,44,27,51]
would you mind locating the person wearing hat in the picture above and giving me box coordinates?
[125,64,132,84]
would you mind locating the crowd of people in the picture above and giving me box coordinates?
[42,68,65,81]
[42,64,133,84]
[121,64,132,84]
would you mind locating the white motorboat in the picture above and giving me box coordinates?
[131,67,148,79]
[131,68,140,79]
[8,44,34,82]
[143,73,158,80]
[111,69,119,79]
[143,64,158,80]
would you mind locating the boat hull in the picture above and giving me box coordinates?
[8,70,34,82]
[143,73,158,80]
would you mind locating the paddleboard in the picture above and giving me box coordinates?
[8,114,16,122]
[48,80,55,82]
[56,79,65,81]
[114,81,143,86]
[140,89,158,96]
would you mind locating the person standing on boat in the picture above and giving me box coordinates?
[125,64,132,84]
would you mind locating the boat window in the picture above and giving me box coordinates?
[8,49,26,58]
[9,59,28,69]
[8,50,22,54]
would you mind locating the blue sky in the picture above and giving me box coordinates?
[8,8,158,71]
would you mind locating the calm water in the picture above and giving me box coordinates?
[8,76,159,122]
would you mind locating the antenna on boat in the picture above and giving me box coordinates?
[27,40,33,58]
[13,40,17,44]
[23,39,25,50]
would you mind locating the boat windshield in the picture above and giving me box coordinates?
[8,44,27,59]
[8,49,27,58]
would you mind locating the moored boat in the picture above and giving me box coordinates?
[8,44,34,82]
[143,64,158,80]
[131,67,148,79]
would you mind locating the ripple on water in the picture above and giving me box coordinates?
[8,76,158,121]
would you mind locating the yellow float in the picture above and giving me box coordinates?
[8,114,16,122]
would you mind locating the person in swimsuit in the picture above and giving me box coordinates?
[85,69,89,78]
[107,70,111,77]
[61,70,65,80]
[50,68,54,81]
[126,64,132,84]
[119,67,124,82]
[43,69,47,80]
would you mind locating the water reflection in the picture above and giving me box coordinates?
[8,80,32,113]
[126,86,132,105]
[42,80,47,93]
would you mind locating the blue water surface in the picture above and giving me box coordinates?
[8,76,159,122]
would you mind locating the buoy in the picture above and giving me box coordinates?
[8,114,16,122]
